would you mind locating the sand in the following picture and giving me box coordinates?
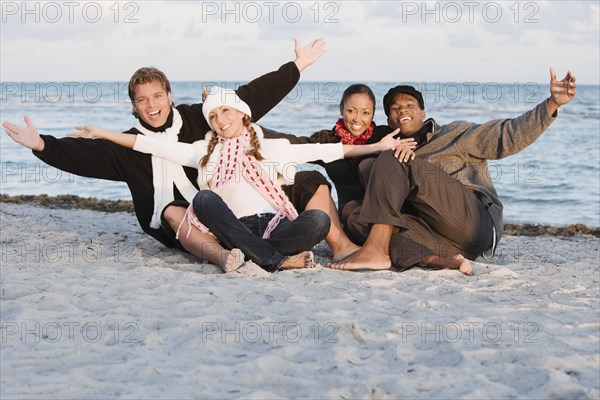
[1,201,599,399]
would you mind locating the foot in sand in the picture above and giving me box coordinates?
[422,254,473,276]
[279,251,315,270]
[331,242,361,262]
[221,248,245,273]
[327,247,391,271]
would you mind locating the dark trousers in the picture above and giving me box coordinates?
[193,190,330,272]
[346,151,494,269]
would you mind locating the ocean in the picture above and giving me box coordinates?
[1,81,599,227]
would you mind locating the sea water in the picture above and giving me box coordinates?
[1,81,598,227]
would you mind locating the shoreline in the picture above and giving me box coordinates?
[2,193,599,237]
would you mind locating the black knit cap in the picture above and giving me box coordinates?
[383,85,425,116]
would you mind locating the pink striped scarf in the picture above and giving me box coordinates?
[178,129,298,239]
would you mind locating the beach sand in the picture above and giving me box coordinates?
[1,200,599,399]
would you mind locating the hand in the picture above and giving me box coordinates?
[67,125,113,139]
[548,67,576,113]
[293,38,326,72]
[392,137,417,163]
[378,131,402,151]
[3,116,45,151]
[68,125,136,149]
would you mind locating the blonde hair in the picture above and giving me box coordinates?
[200,115,263,167]
[128,67,173,118]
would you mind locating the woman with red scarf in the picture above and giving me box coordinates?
[308,84,416,233]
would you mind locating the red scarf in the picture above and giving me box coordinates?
[333,118,374,145]
[178,129,298,239]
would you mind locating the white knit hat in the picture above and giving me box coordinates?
[202,86,252,129]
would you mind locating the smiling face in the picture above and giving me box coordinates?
[387,93,426,135]
[340,93,374,136]
[208,106,246,138]
[132,80,173,128]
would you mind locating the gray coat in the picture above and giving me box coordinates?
[415,100,556,250]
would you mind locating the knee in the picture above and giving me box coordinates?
[305,209,331,237]
[192,190,219,217]
[305,184,332,210]
[314,184,331,198]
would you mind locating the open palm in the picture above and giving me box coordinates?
[2,116,43,150]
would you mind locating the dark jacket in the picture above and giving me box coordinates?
[34,62,301,247]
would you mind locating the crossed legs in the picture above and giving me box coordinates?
[160,171,337,272]
[192,190,329,272]
[329,152,494,274]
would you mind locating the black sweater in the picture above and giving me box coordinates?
[306,125,390,212]
[33,62,301,247]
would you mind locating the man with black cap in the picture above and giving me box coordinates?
[330,68,577,275]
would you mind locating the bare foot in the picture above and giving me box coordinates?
[279,251,315,270]
[327,247,391,271]
[331,242,361,261]
[221,248,245,273]
[422,254,473,276]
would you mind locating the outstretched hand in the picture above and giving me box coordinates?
[293,38,326,72]
[67,125,114,139]
[548,67,576,114]
[3,116,45,151]
[67,125,136,149]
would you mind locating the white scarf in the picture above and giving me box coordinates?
[135,108,199,228]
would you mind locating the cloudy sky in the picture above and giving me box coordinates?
[1,0,598,84]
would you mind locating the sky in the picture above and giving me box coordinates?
[1,0,599,84]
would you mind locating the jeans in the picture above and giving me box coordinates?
[193,190,331,272]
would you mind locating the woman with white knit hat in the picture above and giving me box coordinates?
[67,87,398,272]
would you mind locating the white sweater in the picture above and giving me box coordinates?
[133,125,344,219]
